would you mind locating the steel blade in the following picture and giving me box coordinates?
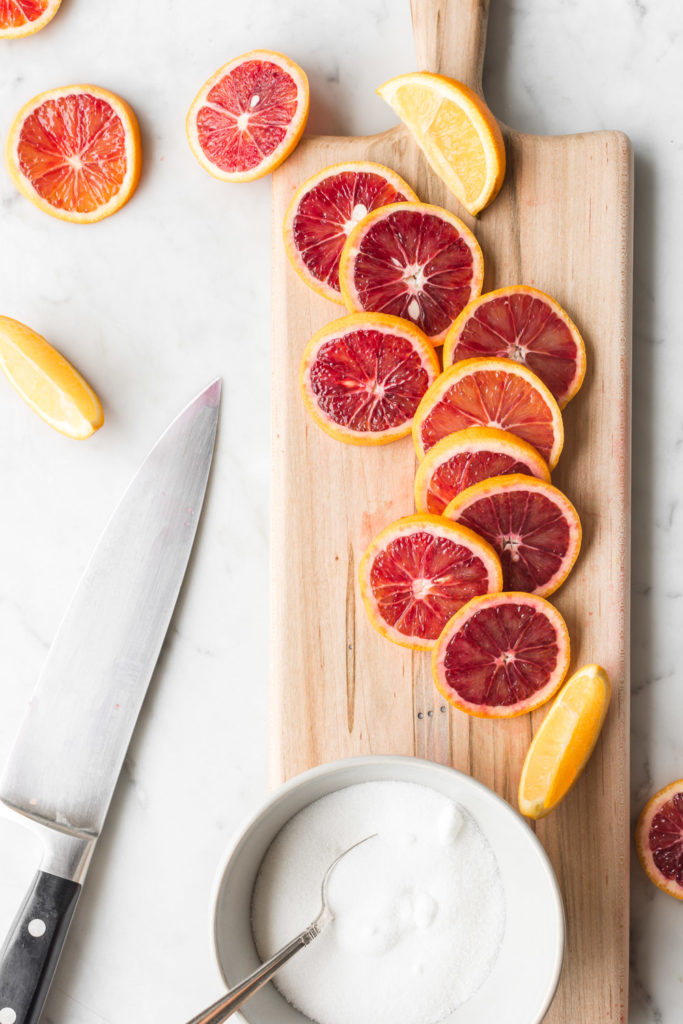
[0,379,221,837]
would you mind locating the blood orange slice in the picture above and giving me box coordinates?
[443,286,586,408]
[186,50,309,182]
[432,591,570,718]
[412,357,564,468]
[300,313,439,445]
[0,0,61,38]
[339,202,484,343]
[359,514,503,650]
[6,85,141,223]
[636,781,683,900]
[283,162,419,303]
[414,426,550,515]
[444,474,581,597]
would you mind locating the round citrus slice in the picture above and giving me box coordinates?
[518,664,611,819]
[444,474,581,597]
[339,202,484,344]
[377,73,505,217]
[300,313,439,445]
[283,162,419,303]
[412,357,564,468]
[414,426,550,515]
[443,286,586,408]
[0,316,103,439]
[186,50,309,182]
[432,592,570,718]
[636,780,683,900]
[359,514,502,650]
[6,85,141,223]
[0,0,61,38]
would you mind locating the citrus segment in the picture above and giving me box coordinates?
[339,202,484,343]
[518,664,611,819]
[186,50,309,182]
[6,85,141,223]
[443,287,586,408]
[412,357,564,468]
[432,592,570,718]
[359,514,503,649]
[414,426,550,515]
[377,73,505,216]
[283,162,419,302]
[0,316,103,439]
[444,474,581,597]
[0,0,61,38]
[300,313,439,445]
[636,781,683,900]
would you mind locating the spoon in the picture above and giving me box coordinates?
[186,832,378,1024]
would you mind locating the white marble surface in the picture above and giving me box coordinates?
[0,0,678,1020]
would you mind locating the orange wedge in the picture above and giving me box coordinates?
[518,664,611,819]
[0,0,61,38]
[377,72,505,216]
[0,317,103,439]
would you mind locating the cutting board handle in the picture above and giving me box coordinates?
[410,0,489,94]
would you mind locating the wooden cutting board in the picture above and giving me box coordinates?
[270,1,632,1020]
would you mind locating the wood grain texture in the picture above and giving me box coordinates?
[270,1,632,1020]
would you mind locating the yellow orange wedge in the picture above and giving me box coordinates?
[518,664,611,819]
[377,72,505,216]
[0,317,103,439]
[0,0,61,38]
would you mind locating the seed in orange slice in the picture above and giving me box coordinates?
[412,357,564,468]
[443,286,586,409]
[518,664,611,819]
[414,426,550,515]
[283,162,419,303]
[186,50,309,183]
[339,202,484,344]
[300,313,439,445]
[0,316,103,439]
[444,474,581,597]
[6,85,141,223]
[432,591,570,718]
[359,514,502,650]
[377,72,505,217]
[636,781,683,900]
[0,0,61,38]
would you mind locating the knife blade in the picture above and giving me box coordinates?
[0,378,221,1024]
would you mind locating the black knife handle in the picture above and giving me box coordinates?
[0,870,81,1024]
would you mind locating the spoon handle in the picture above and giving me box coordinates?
[186,923,322,1024]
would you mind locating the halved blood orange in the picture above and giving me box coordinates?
[414,426,550,515]
[412,357,564,468]
[359,514,503,650]
[6,85,141,223]
[300,313,439,445]
[432,591,570,718]
[283,162,419,303]
[186,50,309,182]
[636,781,683,900]
[0,0,61,38]
[338,202,484,343]
[444,474,581,597]
[443,286,586,408]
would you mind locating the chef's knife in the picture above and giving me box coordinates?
[0,379,221,1024]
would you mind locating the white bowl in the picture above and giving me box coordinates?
[212,755,564,1024]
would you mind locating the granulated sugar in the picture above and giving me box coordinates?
[251,780,505,1024]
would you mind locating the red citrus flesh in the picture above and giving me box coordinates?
[196,59,302,174]
[636,782,683,899]
[444,287,586,408]
[286,165,417,300]
[445,475,581,597]
[340,203,483,342]
[0,0,47,25]
[432,592,570,717]
[15,92,129,214]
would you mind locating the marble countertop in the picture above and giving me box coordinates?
[0,0,678,1020]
